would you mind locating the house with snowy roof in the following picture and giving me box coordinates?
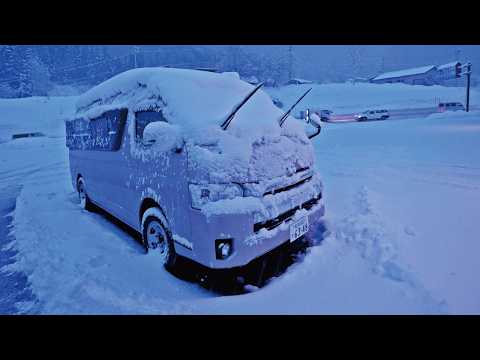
[370,61,466,86]
[370,65,438,86]
[285,78,314,85]
[435,61,462,85]
[242,75,260,85]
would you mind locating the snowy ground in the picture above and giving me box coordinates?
[1,83,479,314]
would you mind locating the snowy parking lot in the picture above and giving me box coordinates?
[1,83,480,314]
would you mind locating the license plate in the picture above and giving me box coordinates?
[290,215,309,242]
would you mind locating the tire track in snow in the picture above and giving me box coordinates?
[331,186,448,314]
[0,185,38,314]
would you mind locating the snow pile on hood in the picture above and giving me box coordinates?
[186,126,314,183]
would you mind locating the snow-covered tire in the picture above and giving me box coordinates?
[77,177,94,211]
[141,207,177,270]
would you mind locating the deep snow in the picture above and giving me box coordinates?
[1,81,479,314]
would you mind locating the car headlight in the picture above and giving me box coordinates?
[189,183,243,209]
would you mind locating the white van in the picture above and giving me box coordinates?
[66,67,325,273]
[355,109,390,121]
[438,102,465,112]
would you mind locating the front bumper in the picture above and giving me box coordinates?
[181,189,325,270]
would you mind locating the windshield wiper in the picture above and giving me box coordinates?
[278,88,312,127]
[221,82,265,131]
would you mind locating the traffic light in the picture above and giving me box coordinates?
[455,63,462,78]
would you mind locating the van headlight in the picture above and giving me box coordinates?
[189,183,243,209]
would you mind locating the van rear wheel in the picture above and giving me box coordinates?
[77,177,94,211]
[142,213,177,270]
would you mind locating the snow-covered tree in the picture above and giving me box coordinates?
[27,54,53,96]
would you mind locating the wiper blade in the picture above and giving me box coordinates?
[278,88,312,127]
[221,82,265,131]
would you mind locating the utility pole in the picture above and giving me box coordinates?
[133,46,140,68]
[465,62,472,112]
[288,45,294,80]
[455,48,461,62]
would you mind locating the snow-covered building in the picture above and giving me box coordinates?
[347,77,370,84]
[435,61,463,86]
[436,61,460,78]
[286,78,314,85]
[264,78,277,87]
[370,65,438,86]
[242,75,260,85]
[370,61,466,86]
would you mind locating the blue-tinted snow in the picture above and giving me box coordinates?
[1,83,480,313]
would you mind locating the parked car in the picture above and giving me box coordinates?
[301,109,332,122]
[438,102,465,112]
[317,109,333,122]
[355,109,390,121]
[65,67,325,276]
[272,97,283,108]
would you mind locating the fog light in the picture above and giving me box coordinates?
[215,239,233,260]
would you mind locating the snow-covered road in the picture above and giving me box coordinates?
[3,114,479,313]
[316,113,480,314]
[1,85,479,314]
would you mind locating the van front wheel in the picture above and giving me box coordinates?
[142,213,177,270]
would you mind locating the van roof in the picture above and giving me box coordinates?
[74,67,286,139]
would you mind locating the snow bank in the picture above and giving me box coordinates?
[0,96,77,143]
[315,109,480,314]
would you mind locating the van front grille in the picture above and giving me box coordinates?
[263,175,312,197]
[254,193,322,233]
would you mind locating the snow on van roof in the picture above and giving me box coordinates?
[372,65,436,81]
[75,67,286,139]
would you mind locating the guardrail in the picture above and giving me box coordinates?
[11,132,45,140]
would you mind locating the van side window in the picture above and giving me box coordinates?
[135,110,168,141]
[66,109,127,151]
[90,115,110,150]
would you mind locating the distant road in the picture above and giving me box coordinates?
[325,106,478,123]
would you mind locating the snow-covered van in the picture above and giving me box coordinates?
[65,67,324,272]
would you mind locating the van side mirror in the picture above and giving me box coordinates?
[143,122,183,153]
[305,109,322,139]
